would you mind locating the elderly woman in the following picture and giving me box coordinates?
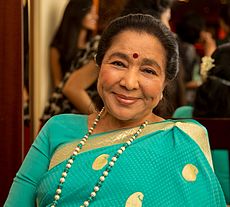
[4,14,226,207]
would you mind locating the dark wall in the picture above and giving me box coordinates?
[0,0,23,205]
[171,0,224,35]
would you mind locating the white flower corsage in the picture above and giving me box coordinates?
[200,56,215,81]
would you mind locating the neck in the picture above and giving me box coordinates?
[90,109,163,134]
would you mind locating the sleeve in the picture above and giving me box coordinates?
[4,126,51,207]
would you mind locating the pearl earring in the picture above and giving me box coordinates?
[94,54,99,68]
[160,93,163,100]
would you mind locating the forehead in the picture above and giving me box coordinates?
[106,30,166,65]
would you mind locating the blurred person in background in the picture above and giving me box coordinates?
[175,11,216,105]
[50,0,98,87]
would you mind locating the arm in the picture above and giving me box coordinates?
[63,60,99,114]
[50,47,63,87]
[4,128,51,206]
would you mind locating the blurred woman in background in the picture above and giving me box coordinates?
[50,0,98,87]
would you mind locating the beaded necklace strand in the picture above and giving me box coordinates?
[51,107,148,207]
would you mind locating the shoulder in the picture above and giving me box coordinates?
[172,106,193,118]
[172,118,207,131]
[36,114,89,159]
[45,113,87,125]
[44,114,88,169]
[171,119,213,169]
[148,119,213,168]
[148,119,208,141]
[41,114,88,140]
[171,119,208,141]
[156,119,208,140]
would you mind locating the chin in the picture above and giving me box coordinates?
[107,106,143,121]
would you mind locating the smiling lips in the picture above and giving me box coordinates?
[114,93,139,105]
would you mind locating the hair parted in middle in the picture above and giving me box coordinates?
[95,13,179,81]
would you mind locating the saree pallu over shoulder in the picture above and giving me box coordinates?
[49,120,213,170]
[36,119,226,206]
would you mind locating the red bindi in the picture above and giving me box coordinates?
[132,53,139,59]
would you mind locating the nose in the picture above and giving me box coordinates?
[119,69,139,90]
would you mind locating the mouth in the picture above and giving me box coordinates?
[114,93,139,105]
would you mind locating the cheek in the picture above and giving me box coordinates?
[142,81,164,99]
[97,68,115,93]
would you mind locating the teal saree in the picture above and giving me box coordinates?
[4,114,226,207]
[172,106,230,204]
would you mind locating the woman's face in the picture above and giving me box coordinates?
[97,30,167,122]
[82,5,98,31]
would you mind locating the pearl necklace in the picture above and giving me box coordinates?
[51,107,148,207]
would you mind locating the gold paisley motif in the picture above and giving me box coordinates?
[182,164,199,182]
[92,154,110,170]
[125,192,144,207]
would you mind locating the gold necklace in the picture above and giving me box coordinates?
[51,107,148,207]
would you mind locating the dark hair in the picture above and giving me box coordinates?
[121,0,174,19]
[176,11,205,44]
[97,0,128,33]
[219,3,230,26]
[193,43,230,117]
[50,0,92,74]
[96,13,179,81]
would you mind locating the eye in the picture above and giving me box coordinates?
[142,68,157,75]
[111,61,126,68]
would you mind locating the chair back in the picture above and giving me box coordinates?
[195,118,230,204]
[195,118,230,151]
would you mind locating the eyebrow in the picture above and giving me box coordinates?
[107,52,129,61]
